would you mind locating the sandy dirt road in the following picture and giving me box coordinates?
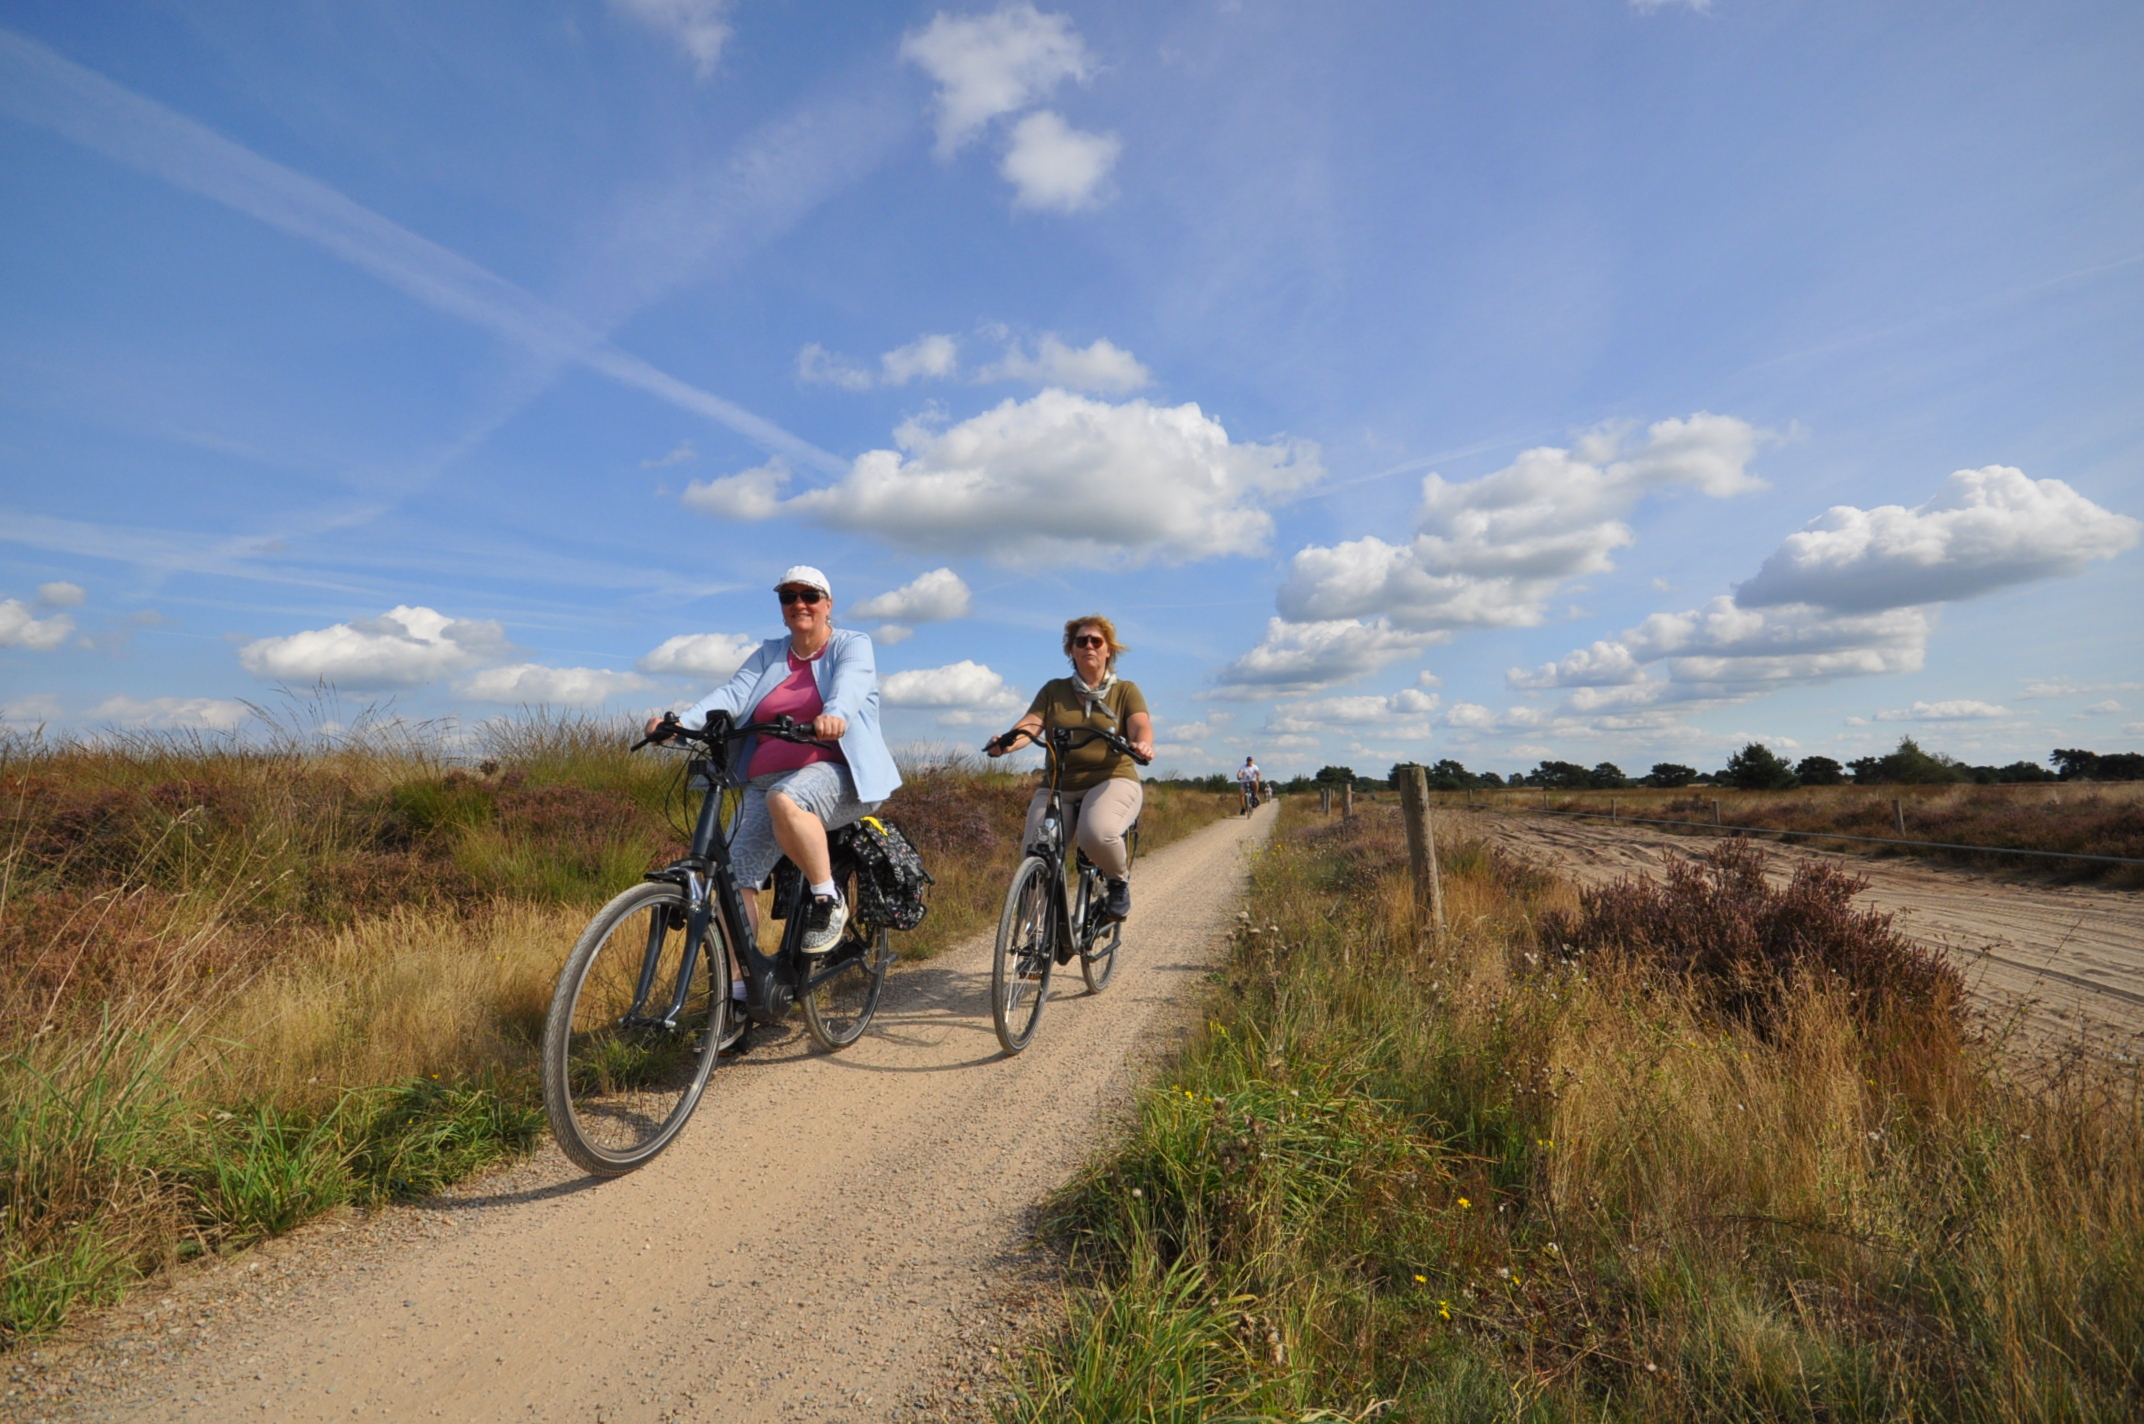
[15,803,1276,1424]
[1467,808,2144,1055]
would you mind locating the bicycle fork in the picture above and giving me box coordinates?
[622,871,713,1030]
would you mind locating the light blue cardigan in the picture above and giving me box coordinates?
[679,627,902,803]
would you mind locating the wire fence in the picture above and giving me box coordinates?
[1462,803,2144,867]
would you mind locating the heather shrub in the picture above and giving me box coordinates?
[1536,839,1965,1043]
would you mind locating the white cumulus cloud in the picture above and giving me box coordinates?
[1507,640,1647,690]
[637,632,760,681]
[1509,464,2136,724]
[852,568,973,624]
[1000,110,1119,211]
[0,599,75,650]
[1735,466,2139,613]
[2,693,63,725]
[457,664,655,707]
[978,333,1149,393]
[37,581,86,606]
[712,390,1319,567]
[609,0,734,78]
[90,695,250,731]
[1278,414,1766,633]
[682,458,791,520]
[237,606,510,688]
[1263,689,1442,737]
[1213,618,1442,698]
[1875,700,2014,722]
[880,659,1025,726]
[902,3,1092,155]
[798,334,960,390]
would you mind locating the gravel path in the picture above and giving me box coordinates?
[6,802,1277,1424]
[1469,808,2144,1057]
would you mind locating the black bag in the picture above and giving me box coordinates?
[834,816,935,932]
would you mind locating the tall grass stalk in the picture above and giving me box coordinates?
[1009,804,2144,1422]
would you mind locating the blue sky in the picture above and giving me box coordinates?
[2,0,2139,777]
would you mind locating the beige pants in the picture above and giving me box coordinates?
[1023,777,1143,880]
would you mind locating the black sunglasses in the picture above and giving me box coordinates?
[1072,634,1108,648]
[778,588,825,606]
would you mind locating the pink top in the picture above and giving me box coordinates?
[746,647,847,777]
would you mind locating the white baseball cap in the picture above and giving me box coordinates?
[773,565,832,598]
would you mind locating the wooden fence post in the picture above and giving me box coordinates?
[1319,786,1332,815]
[1399,765,1446,945]
[1342,783,1355,819]
[1894,799,1906,836]
[1712,798,1722,826]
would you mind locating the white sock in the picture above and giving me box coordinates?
[731,979,746,1001]
[809,878,838,900]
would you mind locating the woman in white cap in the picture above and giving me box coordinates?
[654,565,901,954]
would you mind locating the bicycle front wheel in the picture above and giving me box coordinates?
[541,881,727,1177]
[992,855,1056,1055]
[800,859,893,1052]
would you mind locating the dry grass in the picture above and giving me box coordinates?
[1008,802,2144,1422]
[0,724,1234,1344]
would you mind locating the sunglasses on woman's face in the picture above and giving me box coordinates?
[1072,634,1108,649]
[778,588,825,606]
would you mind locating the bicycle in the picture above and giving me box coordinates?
[538,711,893,1176]
[981,724,1150,1055]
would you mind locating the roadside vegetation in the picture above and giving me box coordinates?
[0,716,1230,1344]
[1008,802,2144,1421]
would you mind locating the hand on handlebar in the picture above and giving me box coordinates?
[633,712,682,750]
[985,726,1038,757]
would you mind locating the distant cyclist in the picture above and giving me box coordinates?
[986,614,1153,921]
[649,565,900,956]
[1237,756,1262,815]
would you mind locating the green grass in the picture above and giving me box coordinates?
[1005,803,2144,1422]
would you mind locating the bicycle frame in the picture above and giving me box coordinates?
[1011,724,1145,960]
[627,715,866,1029]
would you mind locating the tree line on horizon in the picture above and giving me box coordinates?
[1156,738,2144,795]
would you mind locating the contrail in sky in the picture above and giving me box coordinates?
[0,28,848,476]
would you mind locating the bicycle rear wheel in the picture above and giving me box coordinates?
[1079,822,1136,994]
[800,858,892,1052]
[992,855,1055,1055]
[541,881,727,1177]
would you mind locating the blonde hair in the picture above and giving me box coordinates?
[1062,613,1128,669]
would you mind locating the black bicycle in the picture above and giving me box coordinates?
[982,724,1150,1055]
[538,711,893,1176]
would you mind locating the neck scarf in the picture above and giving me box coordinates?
[1071,667,1118,722]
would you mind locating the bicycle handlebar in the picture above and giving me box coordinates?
[986,723,1151,766]
[632,712,827,753]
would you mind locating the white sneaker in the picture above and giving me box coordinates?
[800,894,847,954]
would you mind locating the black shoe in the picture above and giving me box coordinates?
[1103,878,1131,921]
[800,894,847,954]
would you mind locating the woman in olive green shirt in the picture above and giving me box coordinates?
[985,613,1155,921]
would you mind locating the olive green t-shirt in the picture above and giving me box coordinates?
[1025,677,1148,793]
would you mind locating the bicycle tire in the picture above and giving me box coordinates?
[992,855,1055,1055]
[541,880,727,1177]
[800,857,892,1052]
[1080,823,1135,994]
